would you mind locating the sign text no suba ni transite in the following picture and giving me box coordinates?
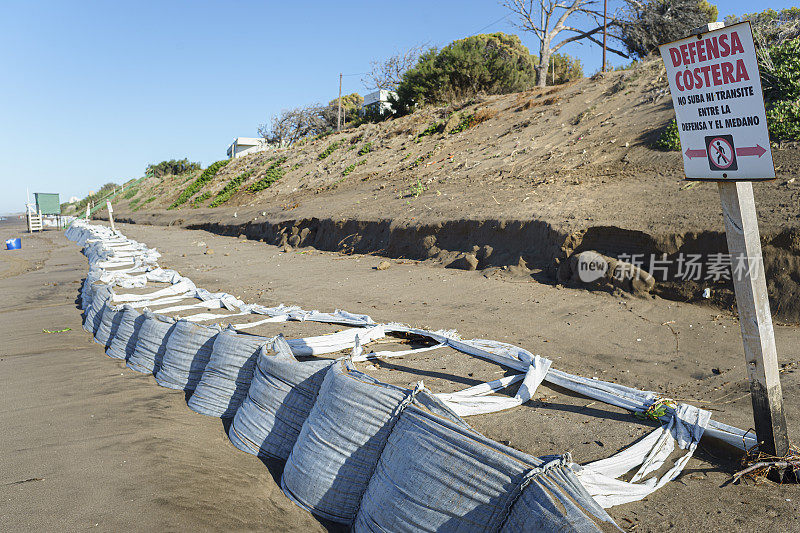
[659,21,775,181]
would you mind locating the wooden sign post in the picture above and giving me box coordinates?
[718,181,788,456]
[660,22,789,457]
[106,200,115,233]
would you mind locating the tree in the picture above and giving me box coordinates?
[258,105,328,147]
[362,44,428,91]
[618,0,718,60]
[501,1,629,87]
[322,93,364,129]
[548,52,583,84]
[392,33,537,113]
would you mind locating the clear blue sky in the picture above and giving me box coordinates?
[1,0,795,214]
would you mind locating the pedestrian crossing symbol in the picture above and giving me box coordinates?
[706,135,737,171]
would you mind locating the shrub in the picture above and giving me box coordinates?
[654,119,681,151]
[767,101,800,141]
[725,8,800,48]
[191,191,211,207]
[146,158,201,178]
[546,53,584,85]
[210,170,253,207]
[121,187,138,200]
[619,1,718,60]
[318,141,342,160]
[342,159,367,177]
[449,114,473,134]
[416,121,445,141]
[249,157,287,192]
[761,39,800,103]
[169,160,229,209]
[358,142,373,155]
[448,108,498,134]
[392,33,537,114]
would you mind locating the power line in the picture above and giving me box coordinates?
[469,13,511,36]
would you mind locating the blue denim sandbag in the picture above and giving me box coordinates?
[280,360,457,525]
[188,326,269,417]
[106,305,145,360]
[154,320,222,392]
[228,338,334,460]
[353,404,618,533]
[127,310,178,374]
[80,272,101,310]
[499,460,619,533]
[83,284,113,335]
[93,303,122,349]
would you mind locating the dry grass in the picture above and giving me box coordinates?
[472,107,498,125]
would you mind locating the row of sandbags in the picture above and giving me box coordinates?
[80,287,617,532]
[68,221,619,532]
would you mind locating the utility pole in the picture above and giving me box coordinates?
[602,0,607,72]
[337,72,343,132]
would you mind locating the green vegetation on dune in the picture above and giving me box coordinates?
[342,159,367,177]
[358,142,373,156]
[655,119,681,151]
[318,141,342,160]
[210,170,253,207]
[120,186,139,200]
[248,157,287,192]
[169,159,229,209]
[191,191,212,207]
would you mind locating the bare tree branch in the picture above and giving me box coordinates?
[258,105,328,147]
[362,44,428,91]
[501,0,623,86]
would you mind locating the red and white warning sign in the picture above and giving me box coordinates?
[659,22,775,180]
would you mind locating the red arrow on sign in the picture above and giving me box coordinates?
[684,148,707,159]
[736,144,767,157]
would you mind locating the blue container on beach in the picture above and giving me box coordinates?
[5,238,21,250]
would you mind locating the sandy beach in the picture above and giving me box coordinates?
[2,219,800,531]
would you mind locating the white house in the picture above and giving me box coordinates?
[361,89,397,116]
[227,137,268,159]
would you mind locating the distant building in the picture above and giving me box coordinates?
[361,89,396,116]
[69,196,79,203]
[227,137,268,159]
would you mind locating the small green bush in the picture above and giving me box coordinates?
[121,187,139,200]
[449,114,473,134]
[358,142,373,156]
[342,159,367,177]
[654,119,681,151]
[169,159,229,209]
[210,170,253,207]
[132,196,156,212]
[191,191,211,207]
[249,157,287,192]
[318,141,342,160]
[767,100,800,141]
[415,121,445,142]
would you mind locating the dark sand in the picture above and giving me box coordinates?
[2,219,799,531]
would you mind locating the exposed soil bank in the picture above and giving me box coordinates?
[107,211,800,323]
